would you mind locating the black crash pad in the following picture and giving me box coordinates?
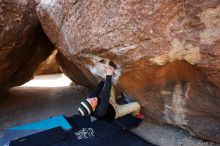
[7,115,156,146]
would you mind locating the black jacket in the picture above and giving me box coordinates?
[88,75,115,121]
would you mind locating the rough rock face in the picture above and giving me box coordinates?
[35,50,61,75]
[36,0,220,143]
[0,0,54,97]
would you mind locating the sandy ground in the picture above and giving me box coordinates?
[0,74,219,146]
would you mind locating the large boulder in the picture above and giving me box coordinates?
[0,0,54,97]
[36,0,220,143]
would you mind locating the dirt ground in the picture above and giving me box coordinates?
[0,74,219,146]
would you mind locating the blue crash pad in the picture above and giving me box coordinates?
[0,115,71,146]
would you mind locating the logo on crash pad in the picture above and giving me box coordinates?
[75,128,95,140]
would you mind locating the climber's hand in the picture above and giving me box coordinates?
[104,65,114,76]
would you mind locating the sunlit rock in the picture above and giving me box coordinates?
[35,50,61,75]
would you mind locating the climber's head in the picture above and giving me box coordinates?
[78,97,98,116]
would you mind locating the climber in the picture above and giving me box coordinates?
[78,62,144,121]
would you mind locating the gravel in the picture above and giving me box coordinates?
[0,77,219,146]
